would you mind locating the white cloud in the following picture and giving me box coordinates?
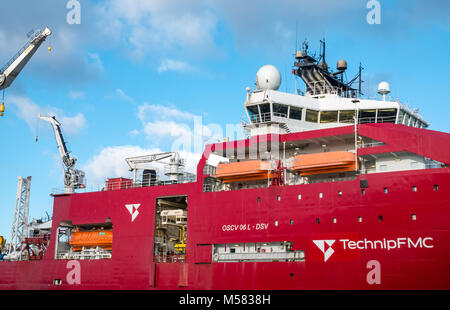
[60,113,86,135]
[137,102,196,122]
[87,53,104,74]
[143,120,191,139]
[116,88,135,104]
[7,95,41,129]
[8,94,86,135]
[81,144,203,185]
[68,90,85,100]
[94,0,218,61]
[81,97,243,185]
[82,145,161,184]
[157,58,195,73]
[129,129,140,136]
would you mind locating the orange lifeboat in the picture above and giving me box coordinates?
[214,160,273,183]
[291,151,358,176]
[69,229,113,251]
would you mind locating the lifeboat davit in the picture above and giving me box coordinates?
[291,151,358,176]
[69,229,113,251]
[214,160,273,183]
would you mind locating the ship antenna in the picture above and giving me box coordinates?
[358,62,364,96]
[320,38,326,64]
[302,39,309,55]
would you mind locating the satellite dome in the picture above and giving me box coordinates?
[255,65,281,90]
[337,59,347,71]
[377,81,391,95]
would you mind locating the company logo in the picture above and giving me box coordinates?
[125,203,141,222]
[313,240,336,262]
[312,235,434,262]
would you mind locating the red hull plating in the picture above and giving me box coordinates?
[1,124,450,290]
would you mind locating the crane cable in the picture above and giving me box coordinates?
[35,116,39,142]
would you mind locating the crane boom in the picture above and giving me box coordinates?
[126,152,175,168]
[38,114,85,193]
[126,152,184,183]
[0,27,51,90]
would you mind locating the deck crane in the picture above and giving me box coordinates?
[0,27,51,116]
[38,114,85,193]
[125,152,184,184]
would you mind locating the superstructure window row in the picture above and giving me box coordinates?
[247,103,426,128]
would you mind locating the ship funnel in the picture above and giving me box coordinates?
[377,81,391,101]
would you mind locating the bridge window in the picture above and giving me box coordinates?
[259,103,271,122]
[289,106,303,120]
[404,113,410,126]
[247,105,259,122]
[358,109,376,123]
[397,110,405,124]
[273,103,288,117]
[320,111,338,123]
[306,109,319,123]
[377,109,397,123]
[339,110,355,123]
[260,103,270,114]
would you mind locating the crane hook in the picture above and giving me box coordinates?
[0,90,5,117]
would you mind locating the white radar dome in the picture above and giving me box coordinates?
[377,81,391,95]
[255,65,281,90]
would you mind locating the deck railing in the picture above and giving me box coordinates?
[51,174,197,194]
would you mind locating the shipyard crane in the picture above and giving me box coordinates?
[125,152,184,183]
[38,114,85,193]
[0,27,51,116]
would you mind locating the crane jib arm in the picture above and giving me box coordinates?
[0,27,51,90]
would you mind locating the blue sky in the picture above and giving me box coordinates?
[1,0,450,238]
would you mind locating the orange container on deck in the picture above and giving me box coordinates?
[214,160,273,183]
[69,230,113,251]
[291,151,358,176]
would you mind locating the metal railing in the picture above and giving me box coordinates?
[250,112,288,124]
[358,141,385,148]
[51,174,197,194]
[213,251,305,262]
[154,254,185,263]
[339,115,397,124]
[56,247,112,260]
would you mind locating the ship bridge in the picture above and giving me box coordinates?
[242,40,428,136]
[243,90,428,136]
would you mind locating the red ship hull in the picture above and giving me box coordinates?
[1,124,450,290]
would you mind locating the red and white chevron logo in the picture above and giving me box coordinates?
[313,240,336,262]
[125,203,140,222]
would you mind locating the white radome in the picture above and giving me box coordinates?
[255,65,281,90]
[377,81,391,95]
